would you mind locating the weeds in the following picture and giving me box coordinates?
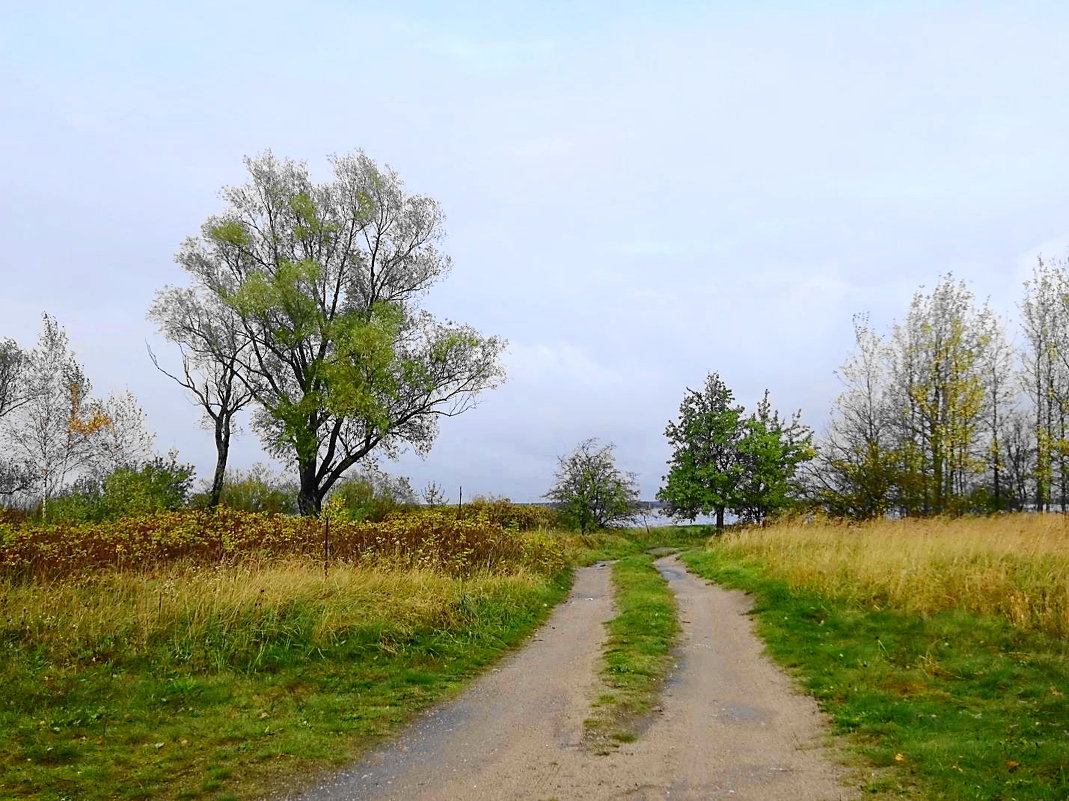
[0,506,566,580]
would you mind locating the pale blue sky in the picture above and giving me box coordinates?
[3,1,1068,500]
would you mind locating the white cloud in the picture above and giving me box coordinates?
[506,340,622,389]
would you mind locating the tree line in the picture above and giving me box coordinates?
[812,266,1069,517]
[6,146,1067,526]
[548,263,1069,529]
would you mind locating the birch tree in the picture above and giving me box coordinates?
[2,315,110,507]
[811,315,899,517]
[887,276,988,513]
[0,339,30,496]
[1020,258,1069,511]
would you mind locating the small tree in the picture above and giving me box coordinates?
[2,315,111,509]
[90,390,156,478]
[149,287,253,507]
[545,438,640,533]
[0,339,27,420]
[733,391,814,522]
[421,481,448,506]
[658,373,812,531]
[658,373,746,531]
[0,339,31,498]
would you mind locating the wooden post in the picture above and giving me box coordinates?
[323,517,330,577]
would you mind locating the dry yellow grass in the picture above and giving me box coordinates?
[714,514,1069,637]
[1,559,549,664]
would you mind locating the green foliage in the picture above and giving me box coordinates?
[683,546,1069,801]
[659,374,813,528]
[42,457,194,523]
[545,439,640,533]
[175,151,505,515]
[325,466,416,522]
[207,464,299,514]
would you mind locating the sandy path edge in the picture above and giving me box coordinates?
[275,562,616,801]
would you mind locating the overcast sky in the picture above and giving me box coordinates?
[3,1,1069,501]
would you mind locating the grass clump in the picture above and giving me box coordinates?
[584,554,679,753]
[683,515,1069,800]
[577,524,710,562]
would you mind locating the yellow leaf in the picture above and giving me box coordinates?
[893,753,906,763]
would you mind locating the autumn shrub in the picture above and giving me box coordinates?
[0,506,566,580]
[455,498,559,531]
[327,468,417,522]
[202,464,299,514]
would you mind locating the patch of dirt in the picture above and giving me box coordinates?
[279,556,855,801]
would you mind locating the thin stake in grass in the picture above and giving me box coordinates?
[323,517,330,577]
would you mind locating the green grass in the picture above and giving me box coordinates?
[0,565,571,801]
[578,523,711,562]
[682,547,1069,800]
[584,553,680,752]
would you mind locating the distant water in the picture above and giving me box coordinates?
[630,510,722,529]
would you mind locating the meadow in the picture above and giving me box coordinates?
[685,514,1069,800]
[0,504,570,800]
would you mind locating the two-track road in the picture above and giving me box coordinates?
[279,555,853,801]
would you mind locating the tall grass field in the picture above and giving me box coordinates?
[684,514,1069,800]
[0,507,570,800]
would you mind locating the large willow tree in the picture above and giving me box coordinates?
[165,152,505,515]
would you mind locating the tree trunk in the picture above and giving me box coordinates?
[298,461,323,516]
[208,421,230,508]
[715,506,725,532]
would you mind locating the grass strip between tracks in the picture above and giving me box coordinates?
[584,553,679,753]
[682,546,1069,801]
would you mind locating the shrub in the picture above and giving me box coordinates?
[42,456,195,523]
[327,467,416,522]
[457,499,559,531]
[0,507,567,580]
[207,464,299,514]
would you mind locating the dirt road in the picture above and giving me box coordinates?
[282,556,853,801]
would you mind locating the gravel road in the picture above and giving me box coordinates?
[280,555,854,801]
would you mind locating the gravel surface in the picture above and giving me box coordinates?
[279,555,855,801]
